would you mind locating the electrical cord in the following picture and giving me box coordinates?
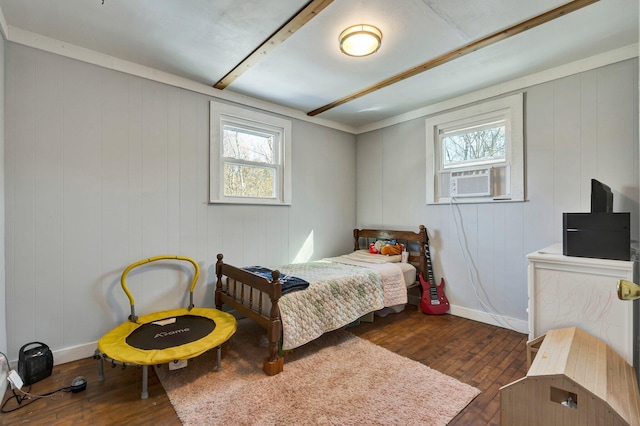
[449,197,529,334]
[0,350,79,414]
[1,383,72,413]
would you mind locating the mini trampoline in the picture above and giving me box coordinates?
[95,255,237,399]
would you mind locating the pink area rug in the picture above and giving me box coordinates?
[156,319,479,425]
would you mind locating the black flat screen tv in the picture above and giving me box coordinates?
[591,179,613,213]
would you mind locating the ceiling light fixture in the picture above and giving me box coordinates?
[339,24,382,57]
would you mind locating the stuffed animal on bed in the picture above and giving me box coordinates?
[369,242,379,254]
[381,242,403,256]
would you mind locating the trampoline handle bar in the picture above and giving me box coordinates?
[120,255,201,322]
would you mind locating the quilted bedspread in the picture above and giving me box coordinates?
[277,260,405,350]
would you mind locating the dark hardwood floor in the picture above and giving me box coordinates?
[0,307,527,425]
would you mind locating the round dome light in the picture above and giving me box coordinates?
[339,24,382,57]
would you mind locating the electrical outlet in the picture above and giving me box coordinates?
[169,359,187,371]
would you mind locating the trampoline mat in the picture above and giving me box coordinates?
[126,315,216,350]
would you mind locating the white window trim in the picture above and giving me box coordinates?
[210,101,292,205]
[426,93,525,204]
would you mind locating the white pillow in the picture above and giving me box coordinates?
[341,249,402,263]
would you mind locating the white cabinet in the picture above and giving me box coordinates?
[527,243,635,365]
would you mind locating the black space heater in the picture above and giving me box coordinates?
[18,342,53,386]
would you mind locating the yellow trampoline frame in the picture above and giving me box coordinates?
[95,255,237,399]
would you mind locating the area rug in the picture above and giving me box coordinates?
[156,319,480,425]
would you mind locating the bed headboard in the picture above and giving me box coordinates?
[353,225,428,285]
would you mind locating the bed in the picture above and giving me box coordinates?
[215,225,428,375]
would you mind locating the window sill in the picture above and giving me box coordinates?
[427,197,527,205]
[208,200,292,206]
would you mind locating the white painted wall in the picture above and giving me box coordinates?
[0,28,8,397]
[3,41,638,365]
[3,43,356,363]
[356,59,639,333]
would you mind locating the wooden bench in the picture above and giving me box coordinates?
[500,327,640,425]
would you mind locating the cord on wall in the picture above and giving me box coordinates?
[449,198,528,334]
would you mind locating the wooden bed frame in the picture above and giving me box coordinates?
[215,225,428,375]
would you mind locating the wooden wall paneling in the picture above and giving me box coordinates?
[597,61,638,227]
[166,87,181,255]
[127,76,144,272]
[288,121,355,261]
[476,204,498,314]
[33,51,65,348]
[8,46,38,349]
[167,87,189,308]
[243,205,260,266]
[553,74,582,235]
[139,80,171,314]
[355,131,383,227]
[140,79,169,254]
[324,128,357,256]
[380,125,404,226]
[423,204,446,291]
[176,91,201,300]
[324,129,356,237]
[449,203,480,310]
[204,98,223,270]
[381,120,421,228]
[62,60,103,346]
[579,69,599,213]
[4,44,15,353]
[524,83,556,248]
[405,119,428,228]
[221,204,246,265]
[0,36,5,363]
[491,204,508,319]
[633,61,640,240]
[3,43,362,362]
[597,61,635,184]
[288,122,321,261]
[260,206,286,268]
[195,97,211,270]
[438,204,458,307]
[98,69,131,330]
[176,91,197,251]
[4,44,638,364]
[503,202,526,322]
[463,203,481,311]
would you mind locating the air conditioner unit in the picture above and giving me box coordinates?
[450,167,492,197]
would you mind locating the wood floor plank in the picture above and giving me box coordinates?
[1,308,528,425]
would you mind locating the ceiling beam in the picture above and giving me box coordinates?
[307,0,600,117]
[214,0,333,90]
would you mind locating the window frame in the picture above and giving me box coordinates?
[210,101,292,205]
[426,93,524,204]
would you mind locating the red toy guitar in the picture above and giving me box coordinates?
[419,236,450,315]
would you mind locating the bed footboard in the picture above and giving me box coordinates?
[215,254,284,375]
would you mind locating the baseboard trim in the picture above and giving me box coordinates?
[449,304,529,335]
[5,342,100,368]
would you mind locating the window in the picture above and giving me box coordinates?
[441,118,506,168]
[426,93,524,204]
[210,102,291,205]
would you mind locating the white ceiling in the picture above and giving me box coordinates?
[0,0,637,130]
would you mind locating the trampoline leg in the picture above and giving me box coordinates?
[216,345,221,371]
[97,353,104,382]
[141,365,149,399]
